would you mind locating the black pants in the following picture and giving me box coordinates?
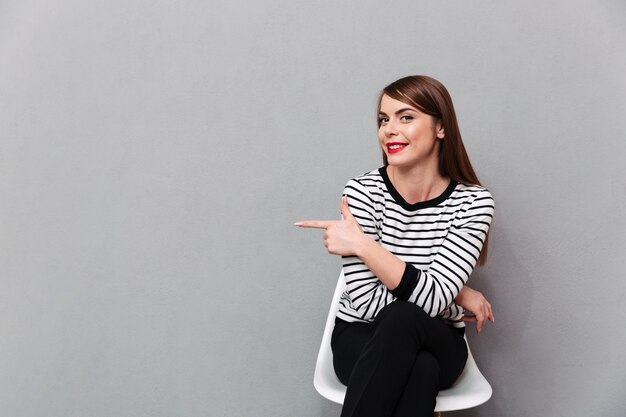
[331,301,468,417]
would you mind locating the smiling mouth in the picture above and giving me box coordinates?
[386,143,408,154]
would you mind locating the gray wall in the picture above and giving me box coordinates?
[1,1,625,416]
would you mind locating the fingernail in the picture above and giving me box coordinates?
[294,222,302,226]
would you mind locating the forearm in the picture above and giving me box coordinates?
[356,235,468,316]
[454,285,495,333]
[455,285,472,303]
[355,236,405,291]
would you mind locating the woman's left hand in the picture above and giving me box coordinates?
[455,286,495,333]
[295,196,366,256]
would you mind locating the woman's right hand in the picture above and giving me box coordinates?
[295,196,368,257]
[454,286,494,333]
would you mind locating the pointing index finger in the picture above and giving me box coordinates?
[294,220,336,229]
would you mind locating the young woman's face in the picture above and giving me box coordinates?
[378,94,444,170]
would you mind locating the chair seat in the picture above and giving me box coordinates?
[313,272,492,412]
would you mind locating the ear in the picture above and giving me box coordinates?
[436,121,445,139]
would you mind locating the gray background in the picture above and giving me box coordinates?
[1,0,625,416]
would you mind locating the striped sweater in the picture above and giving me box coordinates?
[337,167,495,328]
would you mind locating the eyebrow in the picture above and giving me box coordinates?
[378,107,417,116]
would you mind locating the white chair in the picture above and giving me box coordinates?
[314,271,493,416]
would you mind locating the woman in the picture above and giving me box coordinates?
[296,75,494,417]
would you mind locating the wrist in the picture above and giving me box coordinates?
[354,234,375,259]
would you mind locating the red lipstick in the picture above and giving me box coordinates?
[386,142,408,154]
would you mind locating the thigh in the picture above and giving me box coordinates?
[331,304,468,389]
[330,319,373,385]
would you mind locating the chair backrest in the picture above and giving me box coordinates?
[313,271,493,412]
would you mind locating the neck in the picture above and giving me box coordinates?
[387,164,449,204]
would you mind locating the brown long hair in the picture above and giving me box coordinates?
[378,75,490,265]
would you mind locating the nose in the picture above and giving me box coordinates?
[383,120,398,137]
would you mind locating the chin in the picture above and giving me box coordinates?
[386,156,412,168]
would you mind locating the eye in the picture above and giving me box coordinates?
[400,114,414,122]
[378,116,389,125]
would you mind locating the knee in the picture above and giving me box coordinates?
[374,301,429,339]
[376,301,428,326]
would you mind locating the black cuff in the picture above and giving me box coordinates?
[389,263,419,301]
